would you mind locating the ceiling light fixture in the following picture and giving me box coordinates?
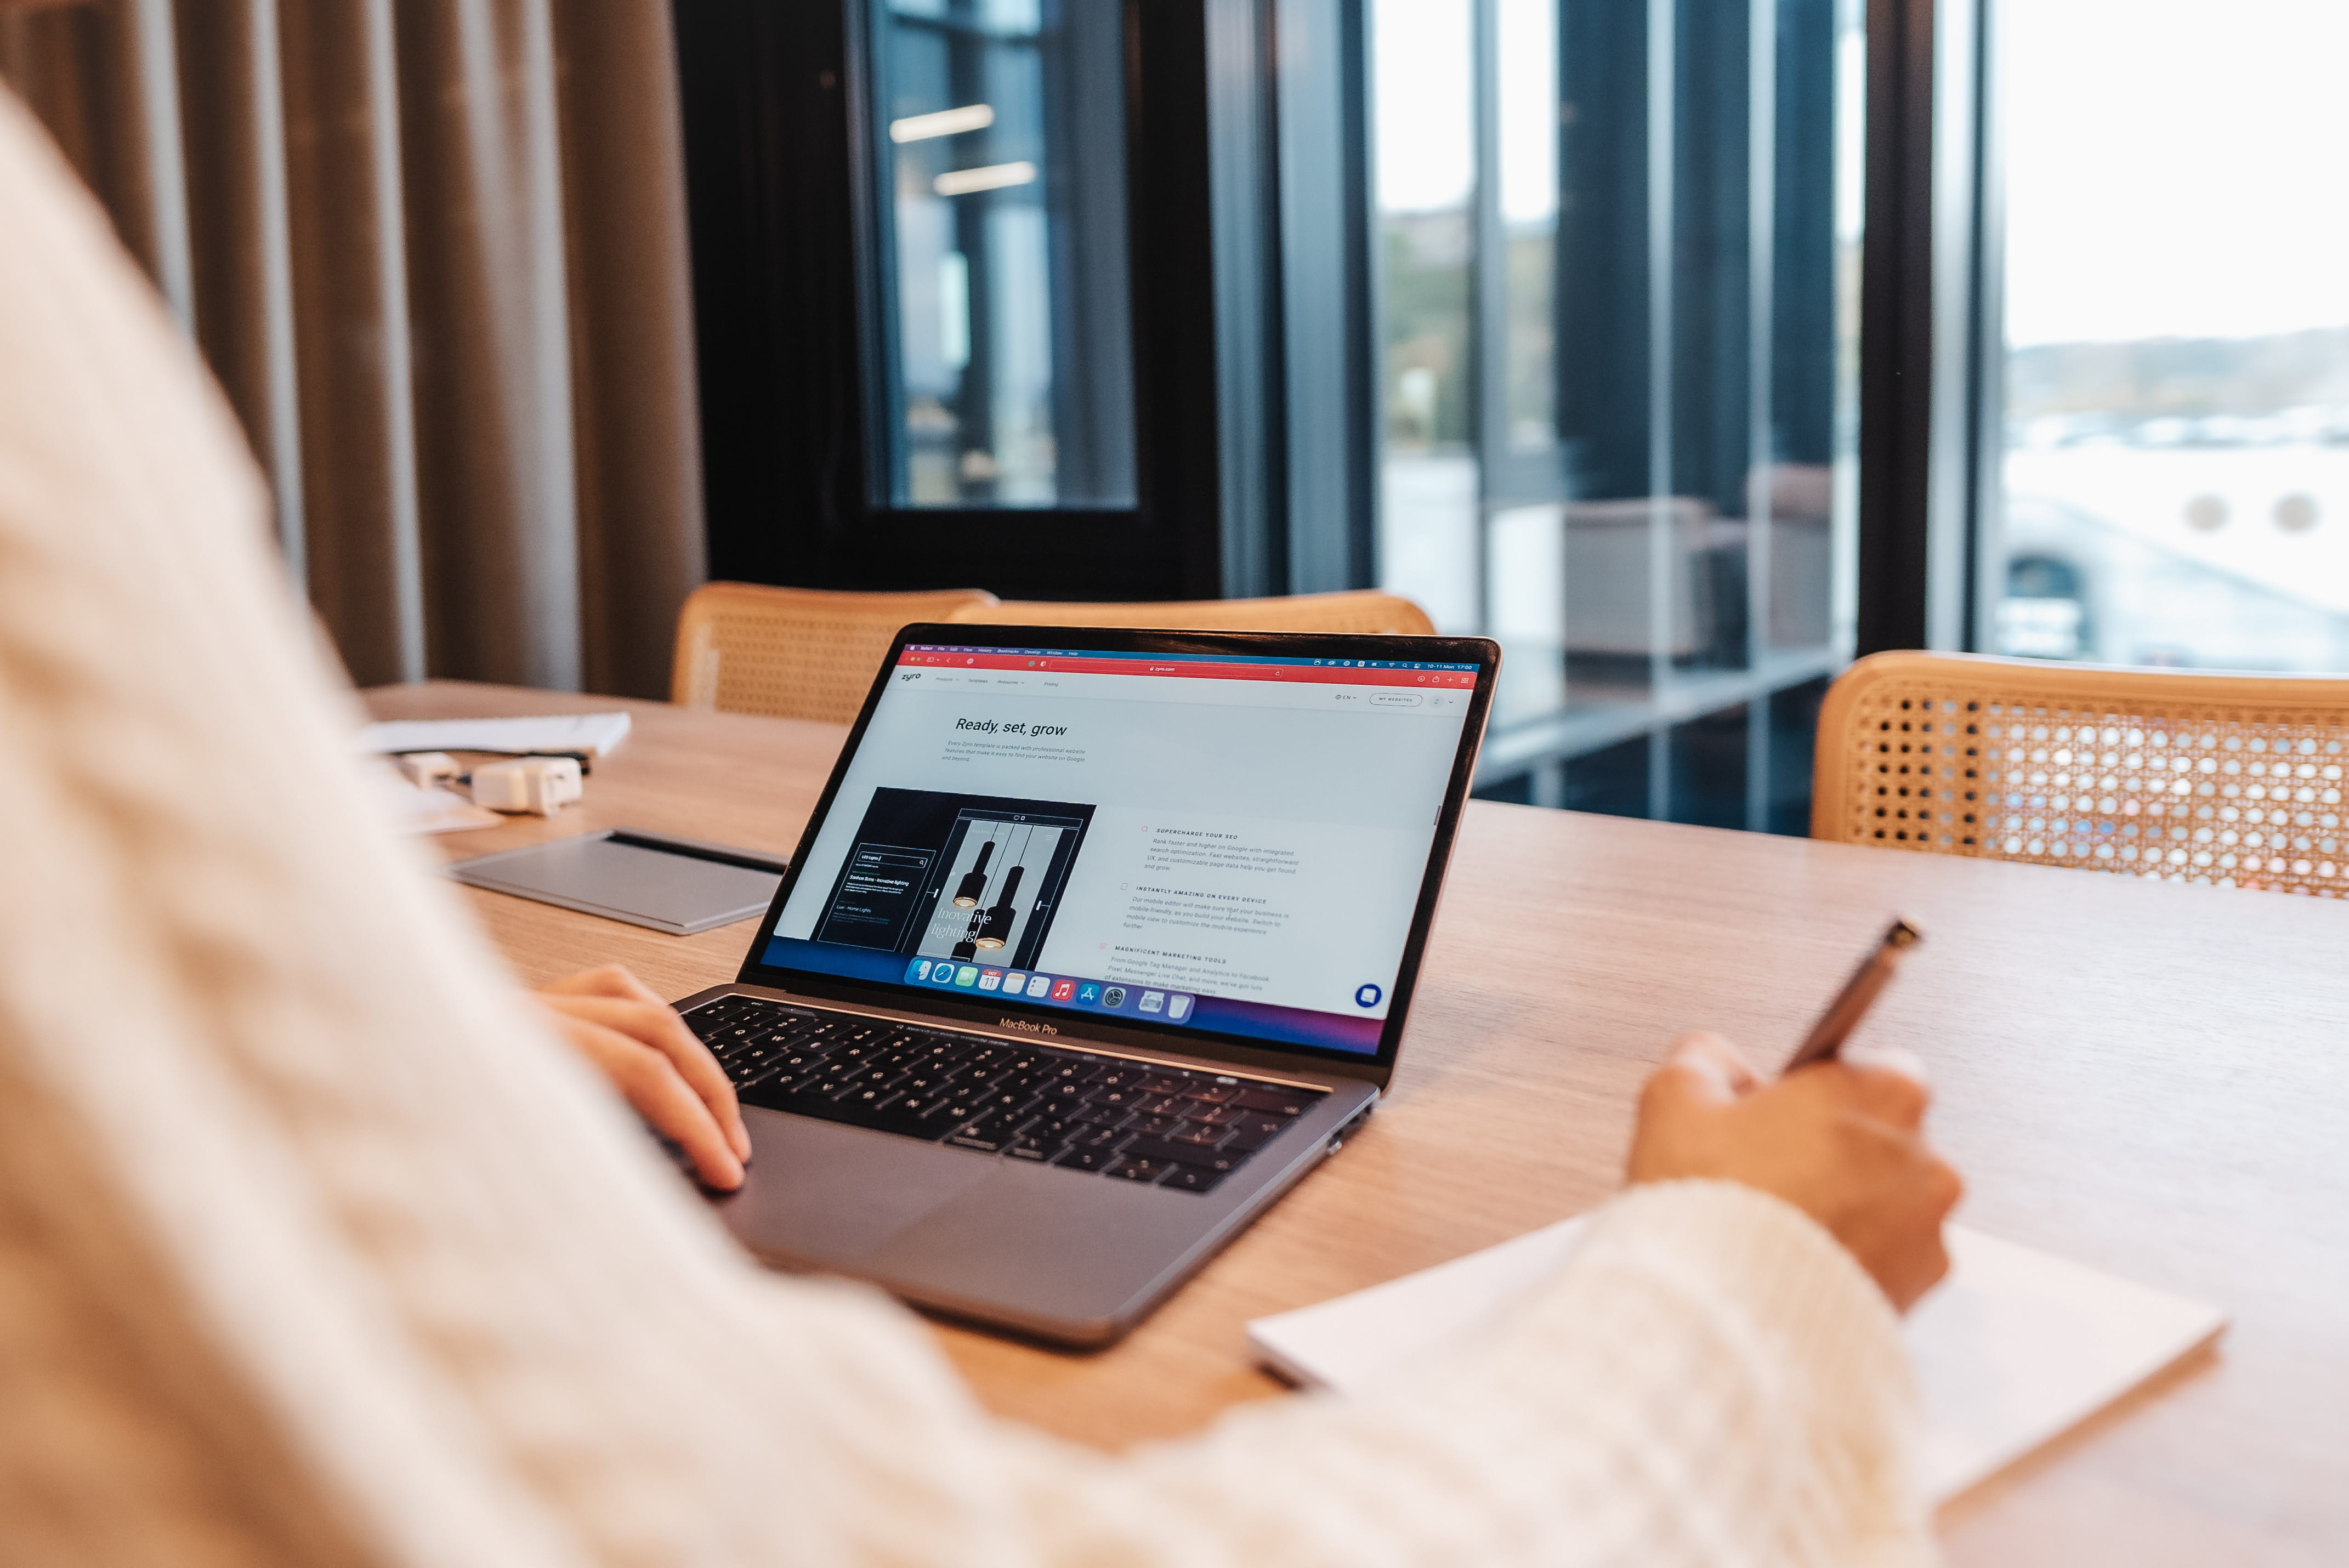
[889,103,995,143]
[934,161,1036,197]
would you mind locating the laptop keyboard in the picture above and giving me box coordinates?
[683,995,1327,1195]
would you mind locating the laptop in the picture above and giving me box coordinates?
[674,622,1499,1345]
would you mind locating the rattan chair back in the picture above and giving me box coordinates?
[672,585,1439,726]
[670,582,1000,725]
[1813,650,2349,896]
[951,589,1437,636]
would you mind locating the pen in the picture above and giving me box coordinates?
[1780,918,1922,1076]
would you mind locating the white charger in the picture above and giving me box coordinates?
[393,751,461,789]
[469,756,583,817]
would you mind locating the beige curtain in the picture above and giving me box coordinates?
[0,0,705,697]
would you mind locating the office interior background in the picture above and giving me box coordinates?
[5,0,2343,839]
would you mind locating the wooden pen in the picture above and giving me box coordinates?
[1780,918,1922,1075]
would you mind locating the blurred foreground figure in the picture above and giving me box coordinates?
[0,84,1946,1568]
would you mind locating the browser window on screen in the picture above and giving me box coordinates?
[763,644,1478,1055]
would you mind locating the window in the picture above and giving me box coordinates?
[1372,0,1865,828]
[865,0,1136,509]
[676,0,1870,833]
[1988,0,2349,672]
[675,3,1260,600]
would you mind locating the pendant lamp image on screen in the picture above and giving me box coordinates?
[975,823,1032,950]
[951,908,984,962]
[975,865,1023,949]
[952,838,996,908]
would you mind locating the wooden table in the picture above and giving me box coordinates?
[369,680,2349,1566]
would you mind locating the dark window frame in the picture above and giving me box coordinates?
[1855,0,1996,656]
[669,0,1376,604]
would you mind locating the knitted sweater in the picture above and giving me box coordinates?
[0,87,1932,1567]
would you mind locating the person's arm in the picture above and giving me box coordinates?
[0,73,1951,1568]
[532,965,750,1190]
[524,996,1950,1560]
[706,1032,1955,1568]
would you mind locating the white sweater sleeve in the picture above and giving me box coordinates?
[0,84,1931,1568]
[774,1179,1932,1568]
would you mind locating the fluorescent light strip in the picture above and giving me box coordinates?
[933,161,1037,197]
[889,104,995,143]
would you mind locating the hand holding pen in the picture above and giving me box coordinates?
[1624,917,1961,1310]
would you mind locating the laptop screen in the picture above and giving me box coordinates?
[751,640,1484,1058]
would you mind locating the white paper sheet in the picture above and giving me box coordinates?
[1247,1219,2224,1505]
[367,768,502,835]
[355,711,633,758]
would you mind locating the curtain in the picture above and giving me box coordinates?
[0,0,706,697]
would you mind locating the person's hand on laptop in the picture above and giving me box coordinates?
[533,965,752,1191]
[1626,1031,1962,1310]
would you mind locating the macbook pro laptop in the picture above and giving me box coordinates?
[675,623,1499,1345]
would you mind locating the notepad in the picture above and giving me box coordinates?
[1247,1219,2225,1505]
[355,711,634,759]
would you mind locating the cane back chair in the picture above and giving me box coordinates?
[949,589,1436,637]
[670,583,1001,725]
[1813,651,2349,897]
[673,586,1439,726]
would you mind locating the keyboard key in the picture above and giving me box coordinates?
[1119,1135,1216,1169]
[856,1099,956,1139]
[765,1048,827,1078]
[1222,1117,1289,1152]
[729,1059,788,1092]
[1055,1145,1120,1173]
[1158,1165,1228,1194]
[1005,1134,1062,1161]
[774,1087,920,1138]
[945,1111,1035,1152]
[1121,1135,1245,1176]
[1107,1157,1182,1183]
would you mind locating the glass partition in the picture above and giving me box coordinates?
[1374,0,1863,826]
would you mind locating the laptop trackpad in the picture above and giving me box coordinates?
[716,1107,994,1263]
